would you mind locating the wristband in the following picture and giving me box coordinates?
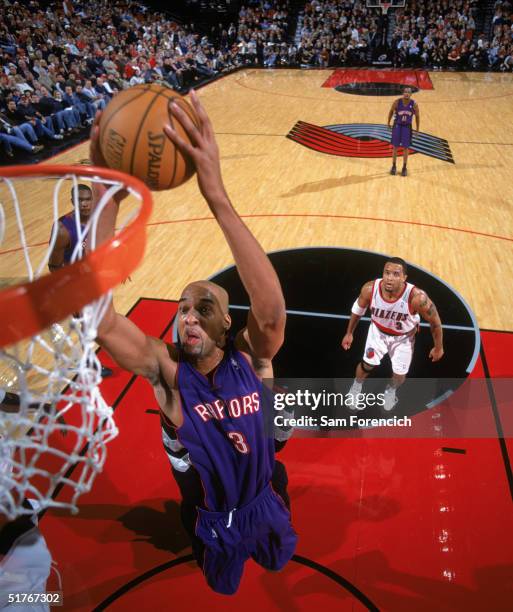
[351,300,367,317]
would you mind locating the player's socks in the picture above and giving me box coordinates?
[390,164,397,175]
[401,166,407,177]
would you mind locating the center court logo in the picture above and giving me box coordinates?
[286,121,454,163]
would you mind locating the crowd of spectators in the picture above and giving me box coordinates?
[390,0,512,71]
[489,1,513,71]
[211,1,297,67]
[238,1,292,66]
[296,0,380,67]
[0,0,245,160]
[0,0,301,159]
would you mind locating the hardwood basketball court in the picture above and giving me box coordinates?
[2,69,512,329]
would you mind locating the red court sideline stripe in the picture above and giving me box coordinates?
[144,213,513,244]
[2,213,511,258]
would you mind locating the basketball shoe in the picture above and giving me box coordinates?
[382,386,398,411]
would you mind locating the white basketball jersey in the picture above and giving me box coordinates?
[370,279,420,335]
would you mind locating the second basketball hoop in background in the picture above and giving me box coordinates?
[98,83,198,191]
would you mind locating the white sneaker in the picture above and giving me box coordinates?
[346,381,365,410]
[382,387,398,412]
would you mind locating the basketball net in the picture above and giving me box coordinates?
[0,165,152,520]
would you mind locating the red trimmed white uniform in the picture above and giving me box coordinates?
[363,280,420,375]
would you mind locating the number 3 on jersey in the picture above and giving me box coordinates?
[228,431,250,454]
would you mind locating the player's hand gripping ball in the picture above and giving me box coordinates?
[98,84,199,191]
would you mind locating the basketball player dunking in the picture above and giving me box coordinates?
[341,257,444,412]
[88,90,297,595]
[388,86,419,177]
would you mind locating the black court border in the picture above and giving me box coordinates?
[91,553,380,612]
[208,246,481,382]
[480,345,513,503]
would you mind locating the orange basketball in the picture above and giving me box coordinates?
[98,84,198,191]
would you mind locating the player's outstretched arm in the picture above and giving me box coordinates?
[341,281,373,350]
[165,91,286,360]
[411,289,444,361]
[87,117,163,381]
[95,297,163,379]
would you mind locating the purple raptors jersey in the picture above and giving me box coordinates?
[176,340,274,512]
[394,98,415,127]
[58,214,85,264]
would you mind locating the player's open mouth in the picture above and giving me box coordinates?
[184,332,201,345]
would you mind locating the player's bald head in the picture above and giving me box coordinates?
[181,281,229,314]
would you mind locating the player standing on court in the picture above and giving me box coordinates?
[88,90,297,595]
[48,184,92,273]
[341,257,444,411]
[47,185,113,378]
[388,86,419,177]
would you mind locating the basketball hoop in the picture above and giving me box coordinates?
[0,164,152,519]
[367,0,403,13]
